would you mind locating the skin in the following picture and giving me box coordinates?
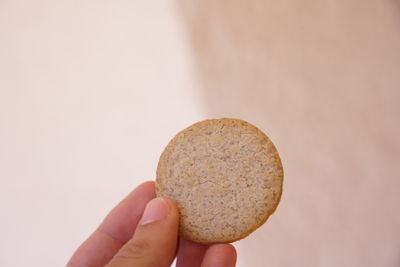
[67,181,237,267]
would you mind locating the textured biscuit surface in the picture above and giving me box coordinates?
[156,118,283,243]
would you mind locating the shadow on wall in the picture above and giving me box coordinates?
[175,1,400,266]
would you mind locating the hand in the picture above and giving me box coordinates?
[67,181,237,267]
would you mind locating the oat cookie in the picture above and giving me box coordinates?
[156,118,283,243]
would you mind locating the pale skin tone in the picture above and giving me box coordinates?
[67,181,237,267]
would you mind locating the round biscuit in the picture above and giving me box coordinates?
[156,118,283,243]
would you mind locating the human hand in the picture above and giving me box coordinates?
[67,181,237,267]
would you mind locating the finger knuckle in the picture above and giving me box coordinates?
[116,238,151,260]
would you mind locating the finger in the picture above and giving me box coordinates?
[107,197,179,267]
[176,238,209,267]
[201,244,237,267]
[68,181,156,267]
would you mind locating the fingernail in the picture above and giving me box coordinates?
[140,197,169,225]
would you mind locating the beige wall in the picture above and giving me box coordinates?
[1,0,399,266]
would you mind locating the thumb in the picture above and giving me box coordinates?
[107,197,179,267]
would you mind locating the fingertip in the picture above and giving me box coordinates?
[201,243,237,267]
[137,180,155,193]
[223,243,237,263]
[211,243,237,260]
[141,181,176,210]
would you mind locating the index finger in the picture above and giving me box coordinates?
[67,181,156,267]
